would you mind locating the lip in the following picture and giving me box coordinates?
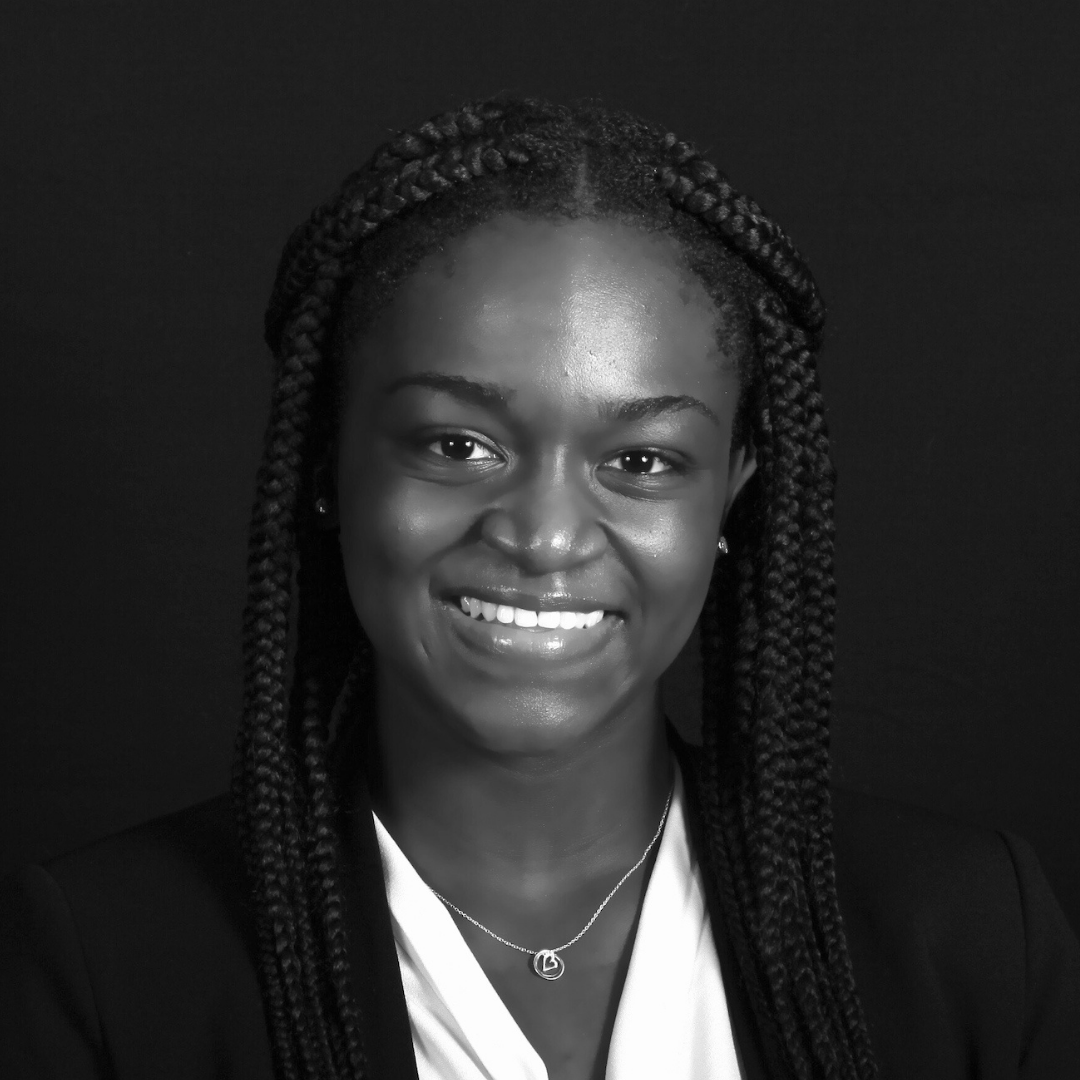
[437,595,622,665]
[439,585,620,614]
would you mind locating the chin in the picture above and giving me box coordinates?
[441,681,644,758]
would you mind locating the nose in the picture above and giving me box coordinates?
[479,458,607,573]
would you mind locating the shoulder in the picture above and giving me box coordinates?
[0,796,272,1079]
[829,786,1080,1077]
[38,793,248,926]
[828,786,1027,1013]
[829,784,1077,960]
[25,793,258,979]
[830,784,1018,931]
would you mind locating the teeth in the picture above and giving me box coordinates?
[456,597,606,629]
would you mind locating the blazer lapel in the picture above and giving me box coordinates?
[338,777,421,1080]
[668,724,788,1080]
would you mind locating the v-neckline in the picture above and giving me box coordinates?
[371,761,743,1079]
[373,806,547,1076]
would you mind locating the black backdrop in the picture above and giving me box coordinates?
[2,0,1077,934]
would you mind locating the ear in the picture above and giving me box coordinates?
[721,438,757,527]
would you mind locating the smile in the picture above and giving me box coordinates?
[440,592,620,666]
[457,596,605,630]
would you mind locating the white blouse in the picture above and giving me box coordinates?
[371,761,745,1080]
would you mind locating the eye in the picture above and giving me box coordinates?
[428,434,500,462]
[605,451,675,475]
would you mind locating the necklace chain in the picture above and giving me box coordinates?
[429,785,673,960]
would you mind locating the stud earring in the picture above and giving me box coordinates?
[312,495,339,531]
[717,536,729,555]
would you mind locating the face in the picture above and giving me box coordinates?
[336,214,755,755]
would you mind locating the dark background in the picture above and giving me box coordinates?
[2,1,1077,933]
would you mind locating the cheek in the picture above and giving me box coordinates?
[622,495,721,649]
[337,467,472,620]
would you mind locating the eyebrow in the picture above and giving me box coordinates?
[382,373,511,411]
[383,372,719,427]
[600,394,720,427]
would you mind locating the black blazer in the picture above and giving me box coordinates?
[3,739,1079,1078]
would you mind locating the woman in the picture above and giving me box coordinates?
[2,97,1078,1080]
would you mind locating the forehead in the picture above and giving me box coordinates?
[348,214,735,406]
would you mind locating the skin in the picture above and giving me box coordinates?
[335,213,756,1080]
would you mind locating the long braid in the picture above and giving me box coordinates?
[238,273,352,1076]
[238,96,878,1079]
[795,346,877,1076]
[236,369,320,1076]
[751,302,834,1076]
[695,291,874,1075]
[290,516,364,1075]
[765,301,848,1078]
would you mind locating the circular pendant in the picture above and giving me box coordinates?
[531,949,565,980]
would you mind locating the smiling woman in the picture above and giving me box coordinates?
[2,97,1078,1080]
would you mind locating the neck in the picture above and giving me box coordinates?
[357,679,672,904]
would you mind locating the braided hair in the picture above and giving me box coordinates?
[235,96,877,1080]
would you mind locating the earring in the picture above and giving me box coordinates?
[312,495,339,531]
[717,536,729,555]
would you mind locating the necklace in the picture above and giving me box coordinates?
[429,786,673,981]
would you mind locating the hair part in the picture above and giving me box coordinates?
[237,95,875,1080]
